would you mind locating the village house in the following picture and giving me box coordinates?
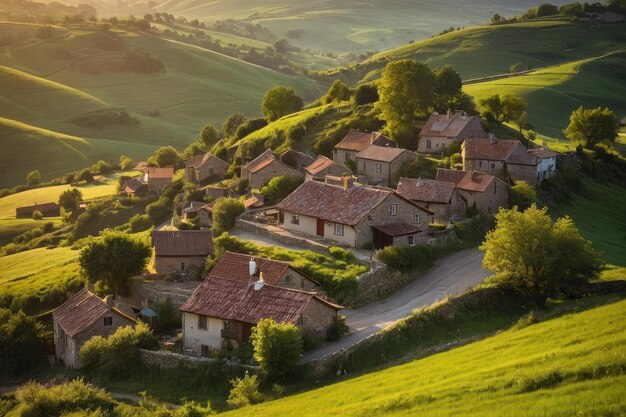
[333,130,396,164]
[133,161,148,172]
[121,178,146,198]
[53,289,136,368]
[396,177,467,223]
[244,194,264,210]
[304,155,349,181]
[196,201,216,227]
[15,202,60,218]
[145,167,175,193]
[462,136,539,184]
[182,201,207,223]
[418,111,486,154]
[184,153,229,184]
[355,145,415,187]
[179,275,339,354]
[276,178,434,249]
[280,149,316,173]
[208,251,320,292]
[151,229,213,275]
[528,147,558,182]
[241,149,303,189]
[436,168,508,214]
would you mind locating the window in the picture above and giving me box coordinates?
[180,262,187,273]
[103,317,113,327]
[494,181,497,195]
[414,212,420,224]
[198,315,207,330]
[297,316,304,326]
[284,274,293,283]
[426,139,432,149]
[208,167,214,175]
[408,236,415,246]
[300,279,305,289]
[222,320,232,331]
[479,161,483,168]
[291,215,299,225]
[344,153,350,162]
[201,345,209,357]
[334,223,344,236]
[490,163,495,169]
[375,163,382,173]
[362,161,366,170]
[389,204,397,216]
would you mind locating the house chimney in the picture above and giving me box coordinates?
[342,175,355,190]
[489,133,496,144]
[254,272,265,291]
[249,257,257,276]
[447,109,452,118]
[371,132,375,144]
[103,295,113,307]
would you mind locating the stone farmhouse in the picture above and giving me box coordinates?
[241,149,303,189]
[208,251,320,292]
[280,149,316,172]
[276,179,434,249]
[151,230,213,275]
[528,147,558,182]
[304,155,349,181]
[180,276,340,354]
[121,178,146,198]
[53,289,136,368]
[418,111,486,154]
[184,153,229,184]
[396,177,467,223]
[462,136,539,184]
[355,145,415,187]
[145,167,174,193]
[333,130,396,164]
[436,168,509,214]
[15,202,60,218]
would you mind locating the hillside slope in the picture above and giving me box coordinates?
[225,298,626,417]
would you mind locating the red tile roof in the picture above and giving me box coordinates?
[244,194,264,209]
[15,202,60,217]
[123,178,144,193]
[528,148,558,159]
[436,169,503,193]
[334,130,395,152]
[463,138,537,165]
[209,251,290,286]
[419,112,480,138]
[146,167,175,179]
[372,223,423,236]
[244,149,284,174]
[180,276,339,325]
[277,181,432,226]
[305,156,349,177]
[133,161,148,171]
[356,145,413,163]
[184,153,229,170]
[152,230,213,257]
[396,177,457,204]
[280,149,316,170]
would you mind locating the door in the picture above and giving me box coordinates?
[316,218,324,237]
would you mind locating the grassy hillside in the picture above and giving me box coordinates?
[225,297,626,417]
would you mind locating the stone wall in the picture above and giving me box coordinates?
[139,348,257,371]
[235,218,331,254]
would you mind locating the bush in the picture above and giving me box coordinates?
[146,196,173,225]
[455,213,494,244]
[227,372,264,408]
[259,175,303,204]
[0,309,44,377]
[251,318,302,382]
[328,246,355,263]
[513,311,538,330]
[128,214,153,233]
[376,245,435,272]
[509,181,538,210]
[326,315,349,341]
[155,298,181,332]
[211,198,245,236]
[26,170,41,186]
[352,83,379,107]
[32,210,43,220]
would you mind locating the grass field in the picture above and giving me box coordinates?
[224,297,626,417]
[0,218,62,247]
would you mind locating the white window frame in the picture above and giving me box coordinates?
[334,223,344,236]
[426,139,432,149]
[414,212,420,224]
[389,204,397,216]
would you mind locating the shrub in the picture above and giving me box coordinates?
[227,372,264,408]
[517,370,564,393]
[0,309,44,377]
[128,214,153,232]
[455,213,494,244]
[329,246,356,263]
[26,170,41,186]
[146,196,173,225]
[251,318,302,382]
[326,315,349,341]
[376,245,434,272]
[32,210,43,220]
[120,155,134,170]
[155,298,181,332]
[513,311,538,330]
[352,83,379,107]
[259,175,303,204]
[509,181,538,210]
[211,198,245,236]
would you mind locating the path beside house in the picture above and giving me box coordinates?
[301,248,490,362]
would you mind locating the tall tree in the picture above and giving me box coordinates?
[565,106,618,149]
[147,146,180,167]
[323,80,352,104]
[199,124,220,148]
[26,170,41,186]
[222,113,247,137]
[250,318,302,382]
[262,86,303,121]
[0,309,43,377]
[480,94,527,123]
[58,187,83,213]
[211,198,245,236]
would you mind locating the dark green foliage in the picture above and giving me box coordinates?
[211,198,245,236]
[223,113,247,137]
[155,298,181,332]
[0,309,43,378]
[26,170,41,186]
[480,94,527,124]
[326,315,349,341]
[329,246,356,263]
[393,154,438,183]
[516,370,564,393]
[227,372,264,408]
[344,158,357,173]
[565,106,619,149]
[31,210,42,220]
[376,244,436,272]
[251,318,302,382]
[259,175,303,204]
[59,187,83,212]
[455,213,495,245]
[128,214,153,233]
[92,160,113,175]
[509,181,538,210]
[234,118,267,140]
[119,155,134,170]
[323,80,352,104]
[148,146,181,168]
[352,83,379,106]
[199,124,220,148]
[146,195,174,225]
[79,169,94,183]
[262,86,303,121]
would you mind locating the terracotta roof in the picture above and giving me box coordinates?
[356,145,413,163]
[334,130,395,152]
[463,138,537,165]
[277,181,432,226]
[184,153,229,170]
[180,276,339,325]
[396,177,457,204]
[419,112,480,138]
[244,149,279,174]
[183,201,207,213]
[198,201,216,213]
[436,168,503,193]
[372,223,422,236]
[53,289,133,337]
[152,230,213,257]
[305,156,348,177]
[123,178,144,193]
[244,194,264,209]
[146,166,175,179]
[209,251,290,286]
[133,161,148,171]
[15,202,60,216]
[280,149,315,170]
[528,148,558,159]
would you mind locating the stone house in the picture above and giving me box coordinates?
[436,168,508,214]
[280,149,316,173]
[333,130,396,164]
[241,149,303,189]
[418,111,486,154]
[355,145,415,187]
[462,136,539,184]
[528,148,558,183]
[184,153,229,184]
[208,251,320,292]
[179,276,340,354]
[276,179,434,249]
[244,194,264,210]
[396,177,467,223]
[145,167,174,193]
[151,230,213,275]
[196,201,216,227]
[15,202,60,218]
[53,289,136,368]
[304,155,349,181]
[121,178,146,198]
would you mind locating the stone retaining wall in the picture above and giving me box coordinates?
[235,218,330,254]
[139,349,257,371]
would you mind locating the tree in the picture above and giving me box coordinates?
[32,210,43,220]
[375,59,435,138]
[260,175,303,205]
[211,198,245,236]
[509,181,537,210]
[148,146,180,167]
[509,62,525,73]
[250,318,302,382]
[480,94,527,124]
[564,106,619,149]
[491,13,502,23]
[323,80,352,104]
[480,205,602,305]
[262,87,303,121]
[79,168,94,183]
[227,372,264,408]
[79,231,151,296]
[352,83,379,107]
[536,3,559,16]
[199,124,220,148]
[59,187,84,213]
[0,309,43,377]
[223,113,247,137]
[26,170,41,186]
[433,65,465,112]
[119,155,134,170]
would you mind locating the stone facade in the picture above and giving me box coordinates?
[334,148,358,165]
[147,177,172,194]
[186,156,229,184]
[139,349,257,371]
[459,179,508,214]
[356,150,414,187]
[463,141,539,184]
[418,116,485,154]
[152,254,207,276]
[414,189,467,223]
[276,268,319,292]
[242,161,303,189]
[300,298,337,338]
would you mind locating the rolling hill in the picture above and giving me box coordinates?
[223,297,626,417]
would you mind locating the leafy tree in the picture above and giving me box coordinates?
[480,205,602,305]
[393,154,437,184]
[155,298,181,331]
[262,87,303,121]
[273,39,290,54]
[211,198,245,236]
[59,187,84,213]
[26,170,41,186]
[260,175,303,204]
[92,160,112,174]
[375,59,435,138]
[148,146,180,167]
[79,231,151,296]
[536,3,559,16]
[223,113,247,137]
[352,83,379,107]
[199,124,220,148]
[509,181,538,210]
[480,94,527,124]
[565,106,619,149]
[119,155,134,170]
[251,318,302,382]
[434,65,462,97]
[79,169,94,183]
[491,13,502,23]
[32,210,43,220]
[227,372,264,408]
[323,80,352,104]
[234,118,268,139]
[0,309,43,377]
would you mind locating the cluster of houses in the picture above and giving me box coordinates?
[51,109,559,368]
